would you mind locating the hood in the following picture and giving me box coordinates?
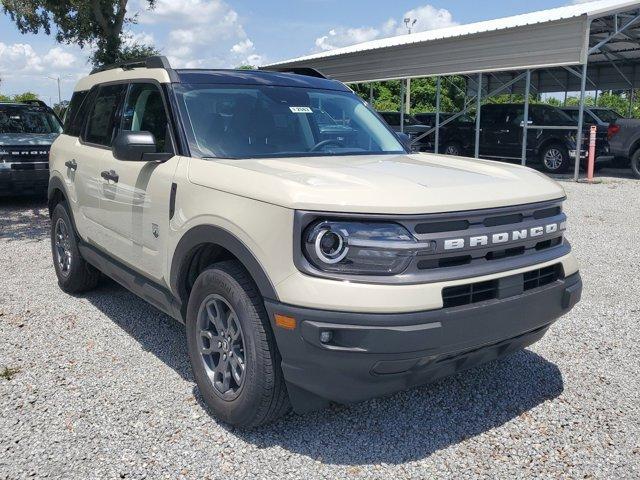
[188,153,565,214]
[0,133,59,147]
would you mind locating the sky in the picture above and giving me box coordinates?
[0,0,589,104]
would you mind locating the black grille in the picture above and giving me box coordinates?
[524,265,562,291]
[442,264,563,308]
[442,279,498,308]
[0,146,50,163]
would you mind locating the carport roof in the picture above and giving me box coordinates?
[265,0,640,85]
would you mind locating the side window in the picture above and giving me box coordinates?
[63,91,89,136]
[121,83,170,152]
[83,84,126,146]
[481,106,507,125]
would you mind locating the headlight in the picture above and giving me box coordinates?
[303,220,430,275]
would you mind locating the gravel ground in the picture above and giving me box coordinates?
[1,169,639,479]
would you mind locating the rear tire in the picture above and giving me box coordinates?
[631,149,640,179]
[186,260,290,428]
[50,202,100,293]
[540,144,570,173]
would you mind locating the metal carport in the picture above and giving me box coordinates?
[265,0,640,180]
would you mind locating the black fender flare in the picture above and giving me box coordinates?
[169,224,279,306]
[47,175,67,213]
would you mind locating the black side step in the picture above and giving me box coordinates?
[78,243,184,323]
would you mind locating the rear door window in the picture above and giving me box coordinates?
[82,84,126,146]
[64,90,92,137]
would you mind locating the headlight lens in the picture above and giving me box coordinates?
[303,220,428,275]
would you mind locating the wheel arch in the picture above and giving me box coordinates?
[170,225,279,318]
[536,137,567,158]
[47,176,67,217]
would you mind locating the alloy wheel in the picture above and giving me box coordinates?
[54,218,72,277]
[445,145,460,156]
[197,294,246,399]
[543,148,564,171]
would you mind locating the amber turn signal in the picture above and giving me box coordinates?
[274,314,297,330]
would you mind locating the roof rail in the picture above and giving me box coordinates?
[259,66,328,79]
[22,99,51,109]
[90,55,173,75]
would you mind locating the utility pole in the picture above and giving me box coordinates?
[46,74,71,105]
[404,18,417,114]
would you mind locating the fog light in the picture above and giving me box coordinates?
[320,330,333,344]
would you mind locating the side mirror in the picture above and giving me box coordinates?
[113,130,171,162]
[396,132,412,149]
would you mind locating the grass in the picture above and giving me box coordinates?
[0,366,20,381]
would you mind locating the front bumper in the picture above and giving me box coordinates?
[266,271,581,412]
[0,163,49,196]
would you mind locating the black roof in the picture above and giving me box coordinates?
[174,69,350,92]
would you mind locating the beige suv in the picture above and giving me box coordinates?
[48,57,582,428]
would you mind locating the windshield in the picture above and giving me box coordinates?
[0,105,62,134]
[175,84,406,159]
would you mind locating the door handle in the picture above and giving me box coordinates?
[64,159,77,171]
[101,170,119,183]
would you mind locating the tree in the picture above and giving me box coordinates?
[1,0,159,68]
[12,92,40,102]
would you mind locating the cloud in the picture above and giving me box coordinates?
[137,0,265,67]
[0,42,83,76]
[313,4,458,52]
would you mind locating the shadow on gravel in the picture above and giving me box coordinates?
[83,277,563,465]
[235,349,564,465]
[0,196,49,242]
[83,278,193,380]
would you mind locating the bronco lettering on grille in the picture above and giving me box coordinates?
[443,222,565,251]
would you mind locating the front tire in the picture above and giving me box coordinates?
[540,144,570,173]
[186,260,290,428]
[50,202,100,293]
[631,149,640,179]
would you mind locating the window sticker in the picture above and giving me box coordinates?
[289,106,312,113]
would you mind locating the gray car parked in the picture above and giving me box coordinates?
[0,101,62,196]
[562,106,640,178]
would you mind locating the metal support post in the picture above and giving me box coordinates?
[400,79,406,134]
[369,83,374,106]
[574,63,588,181]
[521,70,532,166]
[406,79,411,114]
[435,76,441,154]
[474,73,482,159]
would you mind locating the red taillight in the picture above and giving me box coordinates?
[608,124,621,139]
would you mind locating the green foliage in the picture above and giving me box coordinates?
[0,91,40,103]
[237,65,255,70]
[1,0,159,67]
[12,91,39,102]
[353,77,640,118]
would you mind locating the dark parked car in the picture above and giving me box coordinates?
[562,106,640,178]
[413,112,476,156]
[0,101,62,196]
[434,104,611,173]
[378,111,431,151]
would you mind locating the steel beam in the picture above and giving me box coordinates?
[435,76,441,154]
[573,63,588,181]
[400,79,405,134]
[474,73,482,159]
[521,70,531,166]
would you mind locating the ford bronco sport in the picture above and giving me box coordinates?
[48,57,582,428]
[1,100,62,196]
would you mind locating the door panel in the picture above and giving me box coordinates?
[98,82,178,281]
